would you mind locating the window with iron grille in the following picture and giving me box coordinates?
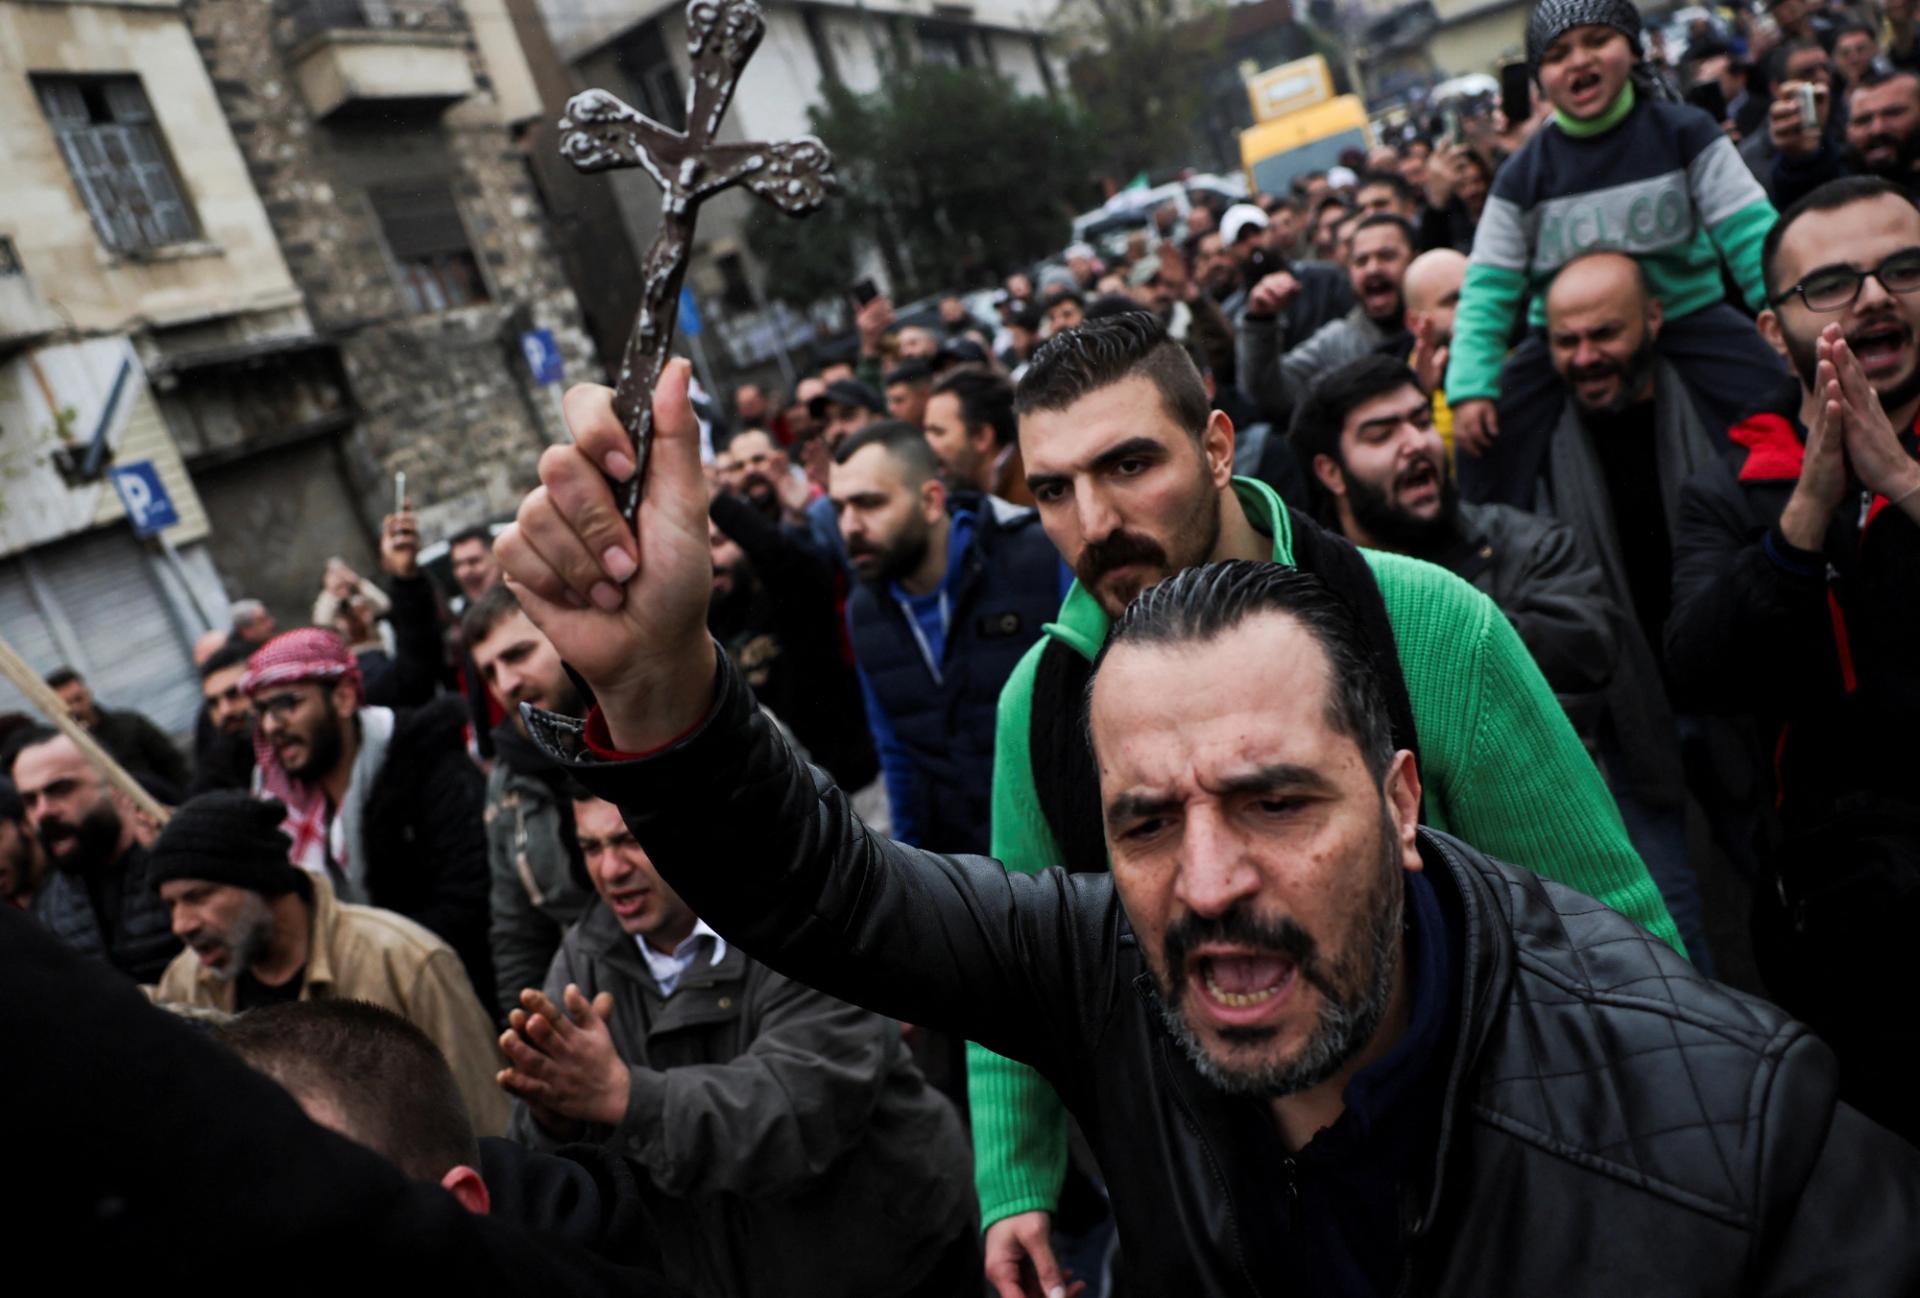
[367,182,491,314]
[34,76,200,256]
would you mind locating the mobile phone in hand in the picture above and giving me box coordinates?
[1686,79,1728,123]
[1499,61,1532,127]
[394,470,407,516]
[850,278,879,308]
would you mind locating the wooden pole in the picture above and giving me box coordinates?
[0,630,172,825]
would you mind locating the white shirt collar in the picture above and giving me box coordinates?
[635,918,727,996]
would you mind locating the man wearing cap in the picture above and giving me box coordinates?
[809,378,885,455]
[151,790,508,1134]
[243,627,494,1004]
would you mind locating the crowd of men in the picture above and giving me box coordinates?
[6,0,1920,1289]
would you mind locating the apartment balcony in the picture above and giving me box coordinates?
[275,0,477,121]
[0,239,65,356]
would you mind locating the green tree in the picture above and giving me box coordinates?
[797,64,1101,298]
[741,189,859,310]
[1062,0,1229,181]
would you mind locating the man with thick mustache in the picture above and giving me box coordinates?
[487,367,1920,1293]
[1667,177,1920,1144]
[1239,214,1415,430]
[1772,68,1920,211]
[1292,355,1618,742]
[5,729,178,981]
[1535,250,1722,973]
[243,627,493,1003]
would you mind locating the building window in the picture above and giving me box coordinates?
[917,20,974,68]
[610,21,686,131]
[802,5,840,87]
[34,76,199,256]
[368,182,490,314]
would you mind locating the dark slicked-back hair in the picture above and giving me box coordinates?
[214,1000,478,1181]
[1357,171,1417,208]
[199,643,251,680]
[1290,356,1426,472]
[44,666,81,691]
[1351,212,1417,249]
[832,418,942,485]
[1763,175,1920,299]
[931,367,1017,450]
[1088,560,1396,784]
[1015,310,1210,438]
[446,525,492,554]
[459,580,523,649]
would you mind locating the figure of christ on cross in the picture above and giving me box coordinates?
[558,0,834,520]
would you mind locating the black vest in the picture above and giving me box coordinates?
[846,497,1062,854]
[1030,506,1423,874]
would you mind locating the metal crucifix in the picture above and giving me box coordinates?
[558,0,834,522]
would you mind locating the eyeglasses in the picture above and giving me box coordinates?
[1771,248,1920,311]
[254,691,314,721]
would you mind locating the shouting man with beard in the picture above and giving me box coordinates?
[488,357,1920,1292]
[1239,214,1415,432]
[242,628,494,1005]
[1293,356,1618,742]
[1667,177,1920,1143]
[1537,250,1724,972]
[5,729,179,981]
[151,790,507,1134]
[965,312,1678,1290]
[830,421,1062,855]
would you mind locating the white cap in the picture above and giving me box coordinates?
[1064,242,1096,261]
[1327,165,1359,190]
[1220,203,1270,246]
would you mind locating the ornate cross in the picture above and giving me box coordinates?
[559,0,834,521]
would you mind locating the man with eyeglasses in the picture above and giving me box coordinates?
[1531,250,1727,973]
[1668,176,1920,1145]
[242,627,494,1005]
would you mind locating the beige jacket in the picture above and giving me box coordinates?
[155,874,509,1135]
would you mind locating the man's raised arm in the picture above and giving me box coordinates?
[493,366,1117,1077]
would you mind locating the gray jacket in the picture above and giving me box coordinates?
[1239,303,1396,431]
[509,902,973,1298]
[485,724,593,1017]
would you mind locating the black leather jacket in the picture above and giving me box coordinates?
[542,653,1920,1296]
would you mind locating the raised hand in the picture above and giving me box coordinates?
[379,509,420,580]
[1779,325,1851,550]
[1828,331,1920,504]
[494,360,718,751]
[1452,398,1499,456]
[1409,315,1449,396]
[496,985,629,1129]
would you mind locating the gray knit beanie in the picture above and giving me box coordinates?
[1527,0,1644,67]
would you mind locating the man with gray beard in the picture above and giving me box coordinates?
[150,791,508,1134]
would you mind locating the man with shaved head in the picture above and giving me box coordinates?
[1536,250,1722,971]
[1396,247,1468,449]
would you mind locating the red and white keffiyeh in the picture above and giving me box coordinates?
[243,628,362,873]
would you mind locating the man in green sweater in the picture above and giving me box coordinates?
[971,311,1681,1296]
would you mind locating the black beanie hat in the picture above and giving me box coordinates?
[1527,0,1643,67]
[149,791,311,898]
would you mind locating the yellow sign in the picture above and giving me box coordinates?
[1245,56,1335,124]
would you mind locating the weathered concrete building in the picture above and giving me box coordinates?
[1,0,311,735]
[181,0,602,571]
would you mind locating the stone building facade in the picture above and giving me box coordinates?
[180,0,602,562]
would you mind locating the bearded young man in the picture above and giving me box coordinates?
[1292,356,1618,735]
[5,730,178,981]
[1668,176,1920,1145]
[829,421,1062,854]
[243,628,493,1002]
[486,370,1920,1293]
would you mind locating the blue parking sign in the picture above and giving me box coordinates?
[520,328,565,386]
[110,461,179,538]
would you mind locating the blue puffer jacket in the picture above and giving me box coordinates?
[846,495,1063,854]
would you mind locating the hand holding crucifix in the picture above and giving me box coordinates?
[558,0,835,523]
